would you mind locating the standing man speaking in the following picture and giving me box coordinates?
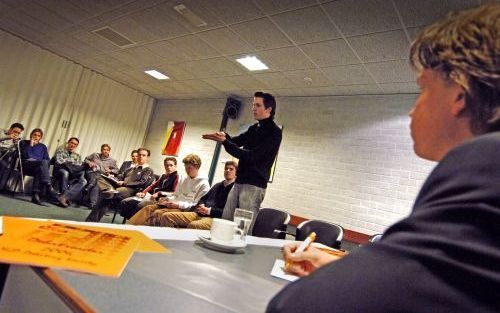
[203,91,282,232]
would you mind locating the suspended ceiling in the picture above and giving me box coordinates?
[0,0,487,99]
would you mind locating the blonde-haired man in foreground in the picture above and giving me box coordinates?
[268,4,500,313]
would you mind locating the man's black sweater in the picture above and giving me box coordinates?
[222,117,282,188]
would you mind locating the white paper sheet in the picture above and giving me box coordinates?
[270,259,299,282]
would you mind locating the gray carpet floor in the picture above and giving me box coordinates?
[0,192,118,224]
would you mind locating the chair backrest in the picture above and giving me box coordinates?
[296,220,344,249]
[251,208,291,239]
[369,233,383,243]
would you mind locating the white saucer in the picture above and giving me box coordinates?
[197,234,247,252]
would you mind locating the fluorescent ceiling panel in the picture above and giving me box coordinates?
[144,70,170,80]
[236,56,269,71]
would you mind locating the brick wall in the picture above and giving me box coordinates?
[144,94,435,235]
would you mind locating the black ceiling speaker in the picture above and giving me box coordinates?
[224,96,242,119]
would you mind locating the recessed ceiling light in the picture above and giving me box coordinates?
[236,56,269,71]
[144,70,169,80]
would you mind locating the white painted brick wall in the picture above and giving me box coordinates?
[144,94,435,235]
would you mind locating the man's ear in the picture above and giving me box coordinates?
[451,91,467,116]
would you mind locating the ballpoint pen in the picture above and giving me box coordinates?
[284,232,316,271]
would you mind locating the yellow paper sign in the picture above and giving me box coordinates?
[0,217,146,277]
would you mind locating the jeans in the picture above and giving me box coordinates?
[22,159,51,193]
[221,183,266,234]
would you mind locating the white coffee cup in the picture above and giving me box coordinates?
[210,218,243,242]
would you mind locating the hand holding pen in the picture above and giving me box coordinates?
[283,232,343,277]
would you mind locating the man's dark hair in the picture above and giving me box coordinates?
[164,156,177,165]
[10,123,24,131]
[68,137,79,144]
[131,149,138,156]
[254,91,276,119]
[138,147,150,156]
[30,128,43,138]
[101,144,111,150]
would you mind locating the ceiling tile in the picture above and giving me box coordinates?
[322,64,375,85]
[109,17,160,44]
[203,77,242,92]
[379,82,419,93]
[203,0,264,24]
[129,5,190,40]
[21,2,73,30]
[181,79,220,92]
[394,0,479,28]
[230,17,292,50]
[300,39,359,67]
[168,35,221,60]
[365,60,416,83]
[168,0,224,31]
[339,84,382,95]
[144,40,191,64]
[271,5,340,44]
[348,30,409,62]
[254,0,317,14]
[271,88,310,97]
[7,8,54,34]
[71,30,118,52]
[54,36,98,56]
[157,63,196,81]
[407,27,425,41]
[178,59,219,79]
[36,0,90,25]
[67,0,123,16]
[283,69,332,87]
[0,14,46,42]
[258,47,315,71]
[125,46,163,67]
[96,0,165,22]
[93,53,131,70]
[197,27,254,56]
[165,81,194,93]
[204,58,245,76]
[323,0,402,36]
[253,72,294,89]
[227,75,268,90]
[301,86,343,96]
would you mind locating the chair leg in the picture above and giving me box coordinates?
[111,207,118,223]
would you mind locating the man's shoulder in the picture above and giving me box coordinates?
[443,132,500,165]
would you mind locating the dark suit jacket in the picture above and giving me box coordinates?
[267,133,500,313]
[118,161,133,175]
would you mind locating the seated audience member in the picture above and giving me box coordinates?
[53,137,86,198]
[119,156,179,220]
[19,128,58,204]
[0,122,24,174]
[83,144,119,209]
[159,161,236,229]
[267,4,500,313]
[127,153,210,226]
[118,149,138,174]
[85,147,154,222]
